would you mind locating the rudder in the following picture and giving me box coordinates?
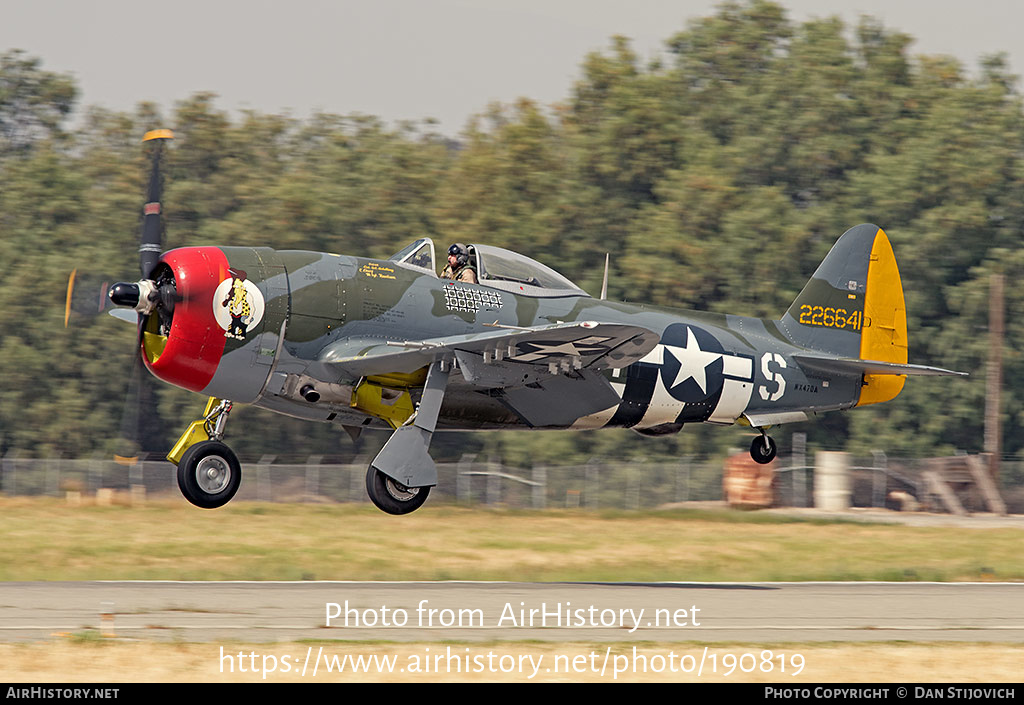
[778,224,908,406]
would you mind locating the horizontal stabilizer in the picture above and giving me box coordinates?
[744,411,810,427]
[793,354,968,378]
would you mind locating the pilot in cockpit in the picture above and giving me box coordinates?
[440,243,477,284]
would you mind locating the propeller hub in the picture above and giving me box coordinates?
[109,280,158,314]
[108,282,140,307]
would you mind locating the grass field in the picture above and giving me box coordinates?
[1,496,1021,582]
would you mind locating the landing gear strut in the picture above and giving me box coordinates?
[750,430,777,464]
[364,360,451,515]
[168,398,242,509]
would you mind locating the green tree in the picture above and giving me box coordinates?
[0,50,76,157]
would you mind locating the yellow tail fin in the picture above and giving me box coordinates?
[857,228,908,406]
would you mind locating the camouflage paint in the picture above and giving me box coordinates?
[148,224,944,438]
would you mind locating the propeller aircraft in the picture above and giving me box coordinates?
[103,130,964,514]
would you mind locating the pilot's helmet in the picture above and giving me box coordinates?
[448,243,470,267]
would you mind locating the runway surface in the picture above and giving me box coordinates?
[1,581,1021,643]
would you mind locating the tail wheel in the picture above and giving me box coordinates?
[177,440,242,509]
[750,434,777,465]
[366,466,430,515]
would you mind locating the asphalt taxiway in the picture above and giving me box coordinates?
[0,581,1020,643]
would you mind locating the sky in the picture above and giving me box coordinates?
[3,0,1022,136]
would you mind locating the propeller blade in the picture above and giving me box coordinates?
[107,309,137,324]
[116,351,144,460]
[65,269,114,326]
[64,269,76,328]
[139,129,173,279]
[107,130,176,320]
[91,129,176,460]
[115,332,170,459]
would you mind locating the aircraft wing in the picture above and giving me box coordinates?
[318,321,660,385]
[318,321,659,427]
[792,354,968,377]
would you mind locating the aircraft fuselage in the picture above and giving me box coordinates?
[148,246,861,435]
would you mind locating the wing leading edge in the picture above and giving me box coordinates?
[319,321,660,382]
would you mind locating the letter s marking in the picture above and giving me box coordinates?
[759,353,787,402]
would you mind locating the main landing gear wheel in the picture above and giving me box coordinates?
[750,434,778,465]
[365,466,430,515]
[177,440,242,509]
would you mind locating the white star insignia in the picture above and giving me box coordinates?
[662,327,722,394]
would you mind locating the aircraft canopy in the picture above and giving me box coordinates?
[389,238,587,298]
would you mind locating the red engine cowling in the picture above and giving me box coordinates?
[141,246,231,393]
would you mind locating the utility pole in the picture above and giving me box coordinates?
[985,272,1004,482]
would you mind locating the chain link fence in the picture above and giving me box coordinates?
[0,452,725,509]
[2,439,1021,513]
